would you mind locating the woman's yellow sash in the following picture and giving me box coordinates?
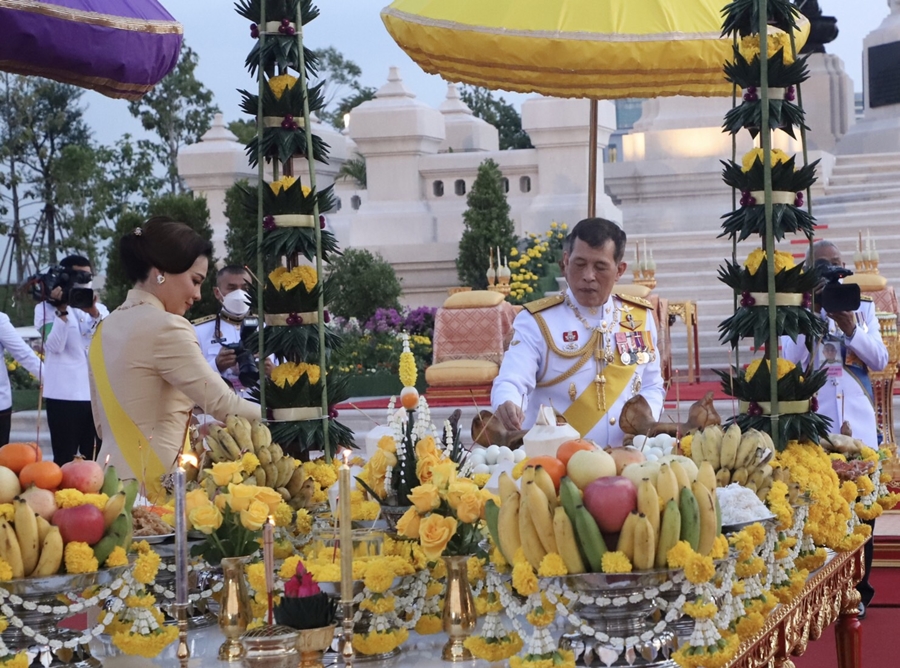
[89,322,168,502]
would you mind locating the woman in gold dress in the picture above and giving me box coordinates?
[91,217,259,499]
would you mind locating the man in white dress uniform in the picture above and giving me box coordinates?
[492,218,666,447]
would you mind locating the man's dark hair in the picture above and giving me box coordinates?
[60,255,91,271]
[564,218,627,262]
[217,265,249,283]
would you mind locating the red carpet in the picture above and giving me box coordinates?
[793,605,895,668]
[868,567,900,606]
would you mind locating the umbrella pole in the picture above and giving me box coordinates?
[587,99,598,218]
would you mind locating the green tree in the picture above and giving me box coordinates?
[227,119,257,145]
[456,159,517,289]
[327,248,402,324]
[223,179,255,267]
[312,47,376,129]
[128,42,219,193]
[459,86,533,150]
[336,153,366,188]
[104,193,218,318]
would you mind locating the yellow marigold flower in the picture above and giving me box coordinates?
[666,540,695,569]
[363,563,395,594]
[124,593,156,609]
[271,362,321,388]
[740,145,793,172]
[472,473,491,489]
[601,551,633,574]
[82,493,109,511]
[246,562,267,592]
[105,546,129,568]
[710,534,730,560]
[467,556,486,582]
[538,553,568,577]
[64,542,98,575]
[683,599,718,619]
[269,175,298,194]
[684,553,715,584]
[490,546,508,570]
[735,611,765,639]
[274,501,293,527]
[465,633,523,662]
[679,434,692,457]
[511,458,530,480]
[744,248,796,277]
[133,549,161,585]
[279,556,302,580]
[526,594,557,627]
[745,523,766,545]
[744,356,795,382]
[241,452,261,475]
[0,558,13,581]
[512,559,538,596]
[55,489,86,509]
[274,538,293,560]
[360,594,396,615]
[425,580,443,598]
[415,613,442,635]
[111,626,178,658]
[354,629,408,656]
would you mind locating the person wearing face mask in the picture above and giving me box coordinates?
[491,218,665,447]
[193,265,272,397]
[34,255,109,465]
[89,217,259,501]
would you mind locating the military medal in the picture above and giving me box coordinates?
[616,332,634,365]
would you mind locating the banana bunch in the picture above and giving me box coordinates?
[200,416,313,508]
[689,423,775,501]
[0,499,62,578]
[95,465,140,566]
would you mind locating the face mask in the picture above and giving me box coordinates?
[221,289,250,319]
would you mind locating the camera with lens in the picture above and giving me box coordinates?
[28,266,94,309]
[814,259,861,313]
[218,317,260,388]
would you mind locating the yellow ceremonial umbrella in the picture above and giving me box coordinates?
[383,0,809,213]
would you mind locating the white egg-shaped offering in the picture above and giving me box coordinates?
[497,448,515,464]
[473,463,491,475]
[485,444,500,465]
[513,449,527,463]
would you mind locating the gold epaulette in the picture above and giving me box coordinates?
[524,294,565,314]
[861,295,873,302]
[617,293,653,309]
[191,314,216,325]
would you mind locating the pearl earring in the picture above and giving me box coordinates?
[156,274,166,285]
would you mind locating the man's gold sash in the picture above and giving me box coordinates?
[89,322,168,502]
[533,313,650,438]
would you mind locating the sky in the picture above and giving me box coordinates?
[80,0,892,147]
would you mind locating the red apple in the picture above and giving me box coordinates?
[606,446,646,475]
[21,485,57,521]
[582,476,638,534]
[52,504,105,545]
[60,457,104,494]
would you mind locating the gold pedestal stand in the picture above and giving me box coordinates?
[873,313,900,478]
[632,267,656,291]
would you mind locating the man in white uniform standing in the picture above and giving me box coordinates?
[492,218,666,447]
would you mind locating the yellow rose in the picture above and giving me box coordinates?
[189,505,223,535]
[396,508,421,539]
[455,491,485,524]
[416,452,441,484]
[431,461,457,490]
[446,480,479,508]
[210,461,244,487]
[415,436,437,459]
[227,483,261,512]
[368,449,389,481]
[377,435,396,454]
[418,514,458,560]
[254,486,284,515]
[408,484,441,514]
[241,500,270,531]
[185,488,212,516]
[215,494,230,511]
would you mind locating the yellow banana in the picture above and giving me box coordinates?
[636,478,660,536]
[669,461,691,492]
[519,488,547,569]
[229,416,254,451]
[205,433,229,463]
[257,446,273,466]
[735,429,762,470]
[690,429,706,467]
[286,468,308,498]
[31,526,63,577]
[217,429,242,459]
[655,463,679,506]
[14,499,39,577]
[269,443,284,464]
[0,520,24,579]
[533,467,559,511]
[697,461,717,492]
[103,492,127,529]
[715,468,731,487]
[731,467,750,486]
[632,514,656,570]
[705,425,723,469]
[497,490,522,564]
[552,507,586,574]
[498,472,517,502]
[749,465,773,489]
[36,516,51,546]
[276,487,291,502]
[617,510,640,561]
[745,481,758,494]
[719,423,742,470]
[692,482,718,556]
[263,463,278,488]
[254,467,267,487]
[520,466,536,485]
[275,458,293,489]
[524,481,558,555]
[655,500,681,569]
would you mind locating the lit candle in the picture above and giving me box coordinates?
[339,449,353,604]
[103,454,110,471]
[174,455,192,608]
[264,516,275,625]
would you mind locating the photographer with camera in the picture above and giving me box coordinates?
[782,239,888,619]
[33,255,108,465]
[193,265,273,398]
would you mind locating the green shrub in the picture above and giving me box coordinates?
[327,248,401,324]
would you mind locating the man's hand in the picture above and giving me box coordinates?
[78,294,101,318]
[496,400,524,431]
[49,287,64,303]
[264,358,275,378]
[216,347,237,373]
[828,311,857,338]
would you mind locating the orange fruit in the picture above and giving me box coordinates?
[19,460,63,491]
[0,443,42,474]
[526,456,567,491]
[556,439,596,467]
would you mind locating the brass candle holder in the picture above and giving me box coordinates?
[175,603,190,666]
[340,601,355,665]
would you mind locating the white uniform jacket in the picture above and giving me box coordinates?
[491,290,666,447]
[781,297,888,446]
[34,302,109,401]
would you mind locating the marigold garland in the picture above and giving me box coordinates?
[683,600,718,620]
[510,649,576,668]
[671,632,741,668]
[512,552,538,596]
[354,628,408,656]
[735,611,765,640]
[132,549,161,585]
[0,559,12,581]
[601,550,633,574]
[64,542,98,575]
[111,627,178,658]
[537,553,568,577]
[414,613,442,635]
[464,633,523,662]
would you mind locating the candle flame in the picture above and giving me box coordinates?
[104,454,110,466]
[180,453,198,469]
[268,515,275,526]
[342,449,350,466]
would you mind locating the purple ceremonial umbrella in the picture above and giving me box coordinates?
[0,0,182,100]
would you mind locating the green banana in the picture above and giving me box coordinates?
[655,500,682,569]
[484,499,502,552]
[573,504,607,572]
[559,477,582,526]
[100,465,120,497]
[714,493,722,536]
[93,512,130,566]
[122,479,140,518]
[678,486,701,552]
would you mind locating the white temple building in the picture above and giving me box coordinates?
[178,0,900,379]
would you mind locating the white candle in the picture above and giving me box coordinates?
[339,450,353,603]
[174,456,189,607]
[264,516,275,624]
